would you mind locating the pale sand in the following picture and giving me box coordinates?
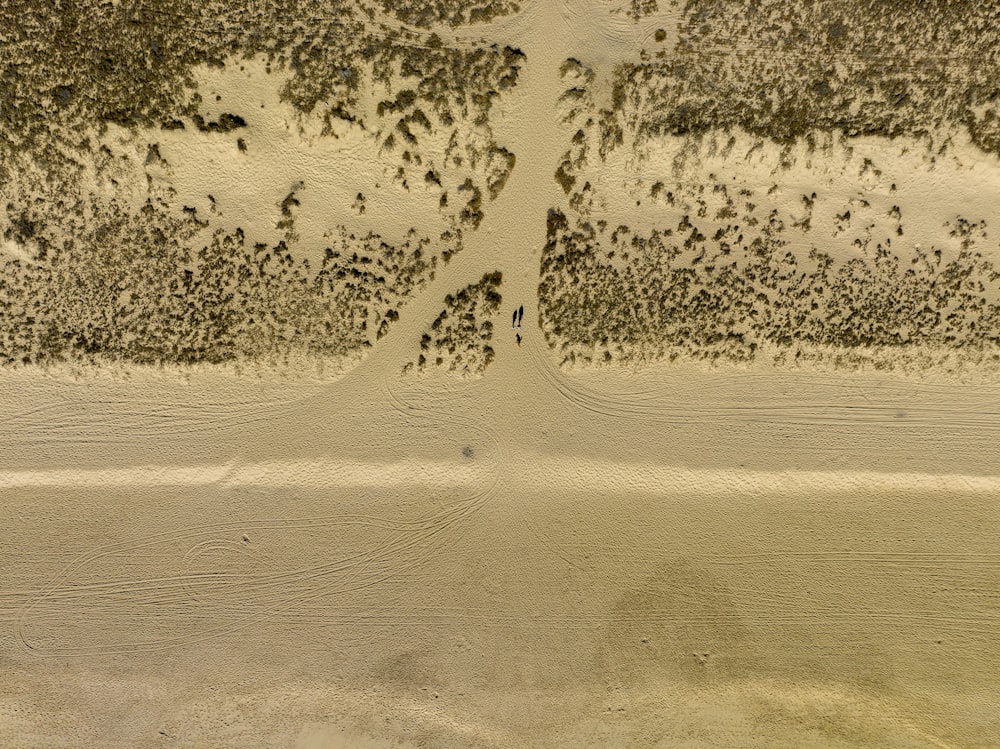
[3,333,1000,746]
[3,474,999,746]
[3,0,1000,746]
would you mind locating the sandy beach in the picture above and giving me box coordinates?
[3,0,1000,745]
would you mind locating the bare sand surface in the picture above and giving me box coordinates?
[4,476,1000,747]
[3,0,1000,747]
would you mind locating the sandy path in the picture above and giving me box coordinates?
[355,0,577,375]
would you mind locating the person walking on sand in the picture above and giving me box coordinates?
[516,333,522,346]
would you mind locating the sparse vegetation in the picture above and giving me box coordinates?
[0,0,523,368]
[602,0,1000,156]
[540,204,1000,369]
[408,271,502,376]
[628,0,658,19]
[544,3,1000,374]
[377,0,522,28]
[0,190,443,367]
